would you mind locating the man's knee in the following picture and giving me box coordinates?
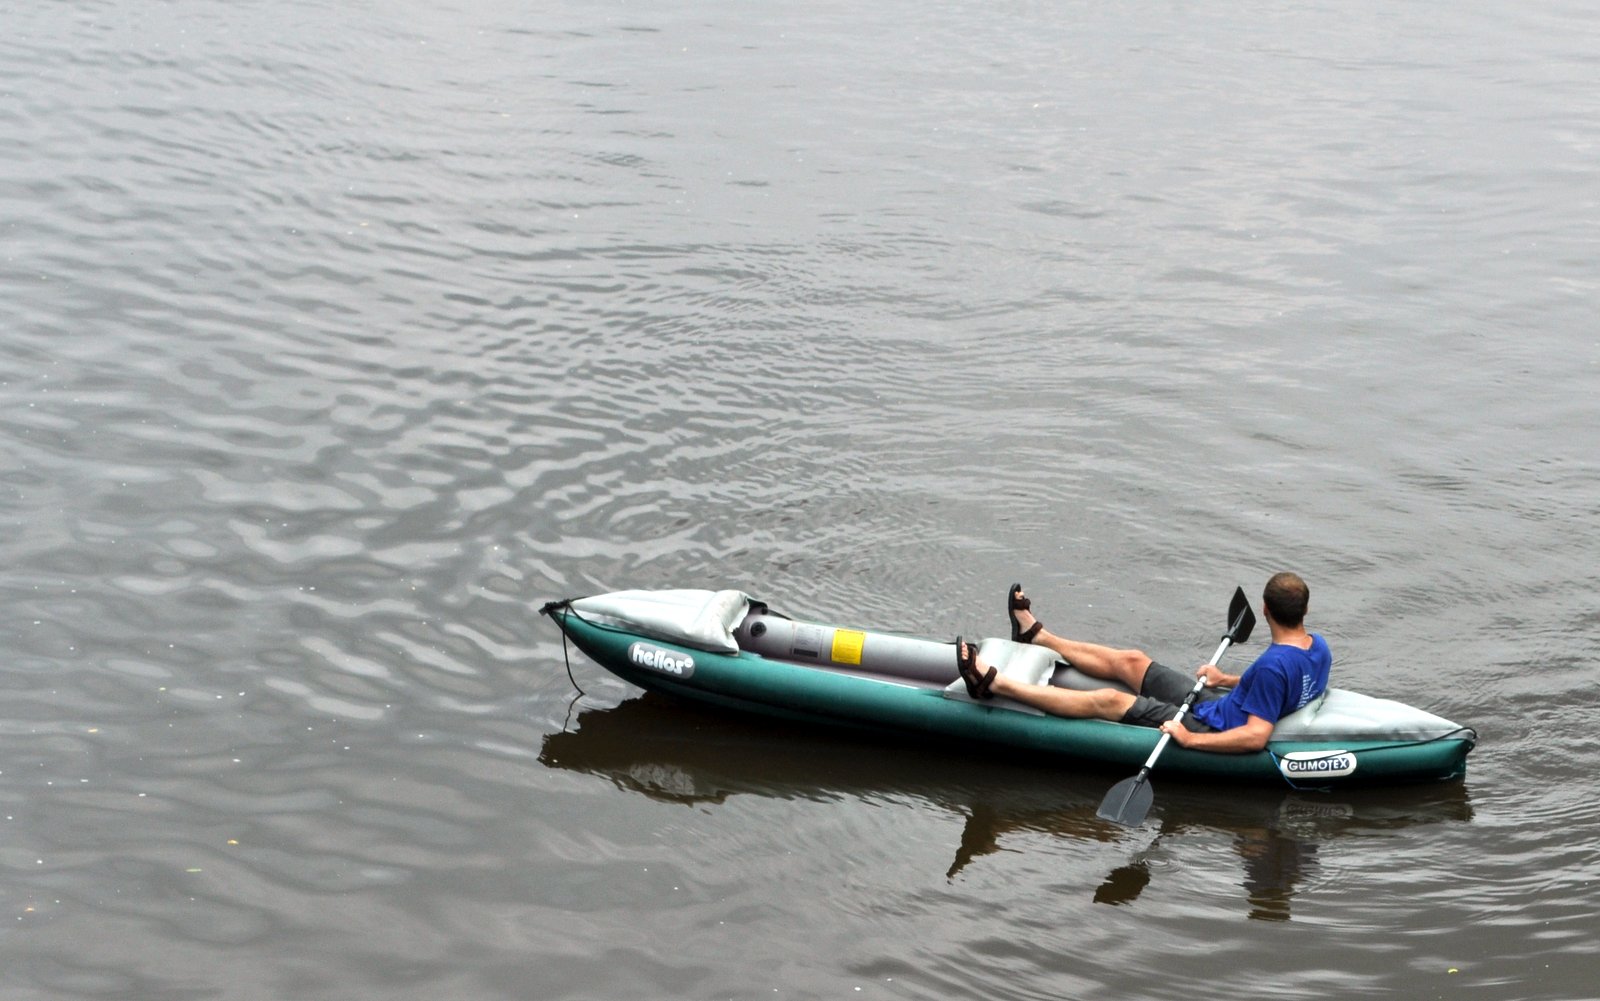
[1089,689,1136,721]
[1115,649,1153,676]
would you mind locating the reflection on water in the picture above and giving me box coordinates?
[1089,811,1321,920]
[541,695,1472,920]
[1234,823,1317,922]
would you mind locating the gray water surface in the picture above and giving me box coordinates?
[3,2,1598,998]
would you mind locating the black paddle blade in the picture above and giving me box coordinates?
[1226,586,1257,645]
[1096,773,1155,827]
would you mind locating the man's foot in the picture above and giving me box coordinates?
[956,637,996,699]
[1008,583,1043,644]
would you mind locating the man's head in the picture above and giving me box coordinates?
[1263,572,1310,628]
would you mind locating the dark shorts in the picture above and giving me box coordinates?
[1119,661,1219,731]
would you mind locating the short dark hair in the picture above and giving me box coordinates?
[1264,572,1309,628]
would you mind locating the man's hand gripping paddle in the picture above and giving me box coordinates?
[1095,586,1257,828]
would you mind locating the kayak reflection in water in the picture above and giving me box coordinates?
[956,573,1331,754]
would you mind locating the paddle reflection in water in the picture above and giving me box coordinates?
[1089,809,1319,918]
[540,695,1472,919]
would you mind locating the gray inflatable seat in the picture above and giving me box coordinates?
[1270,688,1467,743]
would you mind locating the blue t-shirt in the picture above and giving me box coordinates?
[1191,634,1331,732]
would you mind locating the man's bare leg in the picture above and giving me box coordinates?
[960,640,1137,721]
[1009,586,1153,692]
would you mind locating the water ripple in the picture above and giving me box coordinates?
[4,2,1600,999]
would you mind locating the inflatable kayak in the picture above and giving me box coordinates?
[540,588,1476,787]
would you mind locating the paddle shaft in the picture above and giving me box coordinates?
[1097,586,1255,827]
[1128,631,1236,778]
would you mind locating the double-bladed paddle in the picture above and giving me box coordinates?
[1095,586,1257,828]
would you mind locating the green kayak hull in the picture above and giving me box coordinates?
[544,602,1473,787]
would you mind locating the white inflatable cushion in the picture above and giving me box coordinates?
[943,638,1062,713]
[1271,688,1465,742]
[570,589,751,654]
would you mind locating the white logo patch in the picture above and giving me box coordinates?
[1278,750,1357,779]
[628,642,696,679]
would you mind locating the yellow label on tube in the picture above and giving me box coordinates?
[831,629,866,665]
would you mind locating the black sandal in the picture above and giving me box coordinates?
[956,636,996,699]
[1008,583,1043,644]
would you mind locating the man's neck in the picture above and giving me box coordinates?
[1268,621,1312,649]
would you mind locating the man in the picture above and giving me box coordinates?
[956,572,1330,753]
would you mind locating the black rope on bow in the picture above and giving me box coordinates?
[560,625,586,700]
[540,599,589,735]
[540,599,588,701]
